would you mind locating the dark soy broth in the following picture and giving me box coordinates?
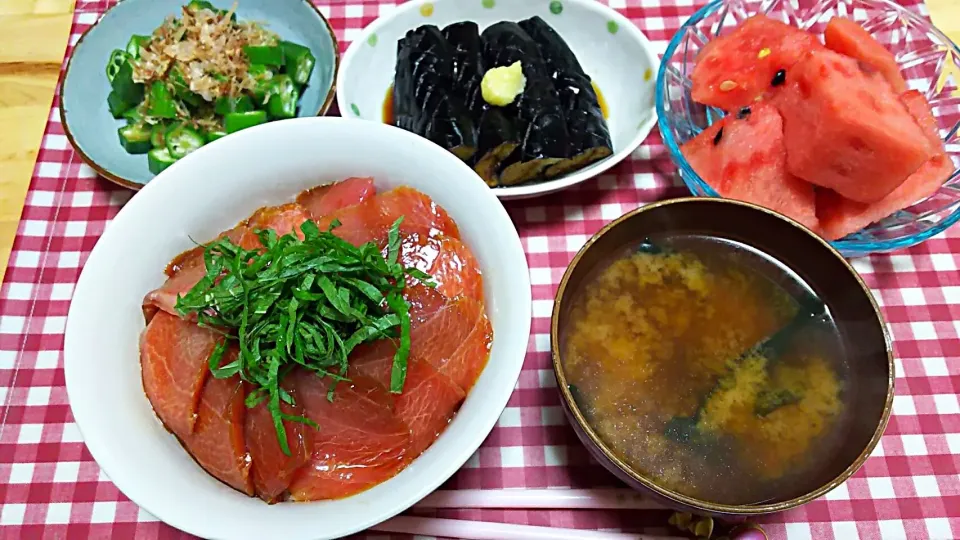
[561,234,849,505]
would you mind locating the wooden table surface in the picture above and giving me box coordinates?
[0,0,957,285]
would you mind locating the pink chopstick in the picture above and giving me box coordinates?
[370,516,683,540]
[415,489,665,510]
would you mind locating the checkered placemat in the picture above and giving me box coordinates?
[2,0,959,538]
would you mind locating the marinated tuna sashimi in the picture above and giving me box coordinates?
[409,297,492,393]
[245,381,313,502]
[296,176,377,221]
[316,186,461,246]
[351,344,466,456]
[238,203,312,249]
[142,225,247,319]
[140,311,219,438]
[287,370,412,501]
[182,371,253,496]
[399,233,484,301]
[140,178,490,504]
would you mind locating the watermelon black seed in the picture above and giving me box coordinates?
[737,106,752,119]
[771,69,786,87]
[713,128,724,145]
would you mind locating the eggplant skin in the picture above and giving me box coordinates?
[393,25,477,161]
[518,16,612,177]
[473,106,519,187]
[480,22,569,186]
[442,22,486,118]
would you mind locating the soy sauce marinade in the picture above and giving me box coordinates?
[562,234,849,505]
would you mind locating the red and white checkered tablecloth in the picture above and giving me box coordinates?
[1,0,959,538]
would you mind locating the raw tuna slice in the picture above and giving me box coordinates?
[681,103,818,231]
[691,15,824,110]
[287,369,412,501]
[238,203,312,249]
[144,180,369,319]
[773,49,932,203]
[316,187,461,247]
[140,312,219,438]
[350,341,466,456]
[824,17,907,93]
[398,233,484,301]
[245,380,313,503]
[404,282,449,325]
[182,370,253,495]
[817,92,953,240]
[296,177,377,220]
[409,297,492,393]
[142,225,246,320]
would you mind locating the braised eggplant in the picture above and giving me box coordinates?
[442,22,486,117]
[480,22,569,186]
[394,25,477,160]
[518,16,612,177]
[388,18,610,188]
[473,106,519,186]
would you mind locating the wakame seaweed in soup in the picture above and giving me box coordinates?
[561,234,850,505]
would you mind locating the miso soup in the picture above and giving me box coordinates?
[561,234,849,505]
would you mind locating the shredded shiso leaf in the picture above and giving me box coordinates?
[175,218,433,454]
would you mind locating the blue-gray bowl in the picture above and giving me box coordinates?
[60,0,339,190]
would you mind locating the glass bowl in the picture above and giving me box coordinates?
[656,0,960,257]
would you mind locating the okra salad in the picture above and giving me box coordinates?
[105,1,316,174]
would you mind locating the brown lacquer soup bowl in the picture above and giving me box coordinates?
[551,197,894,517]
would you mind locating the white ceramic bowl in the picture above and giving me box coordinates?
[336,0,660,200]
[63,118,532,540]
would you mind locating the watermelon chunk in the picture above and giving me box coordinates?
[899,90,942,149]
[681,102,818,231]
[691,15,824,111]
[824,17,907,93]
[817,155,954,240]
[817,92,953,240]
[772,49,932,203]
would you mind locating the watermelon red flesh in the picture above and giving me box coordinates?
[773,49,932,203]
[817,92,953,240]
[691,15,824,111]
[824,17,907,93]
[680,102,819,232]
[900,90,943,150]
[817,155,955,240]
